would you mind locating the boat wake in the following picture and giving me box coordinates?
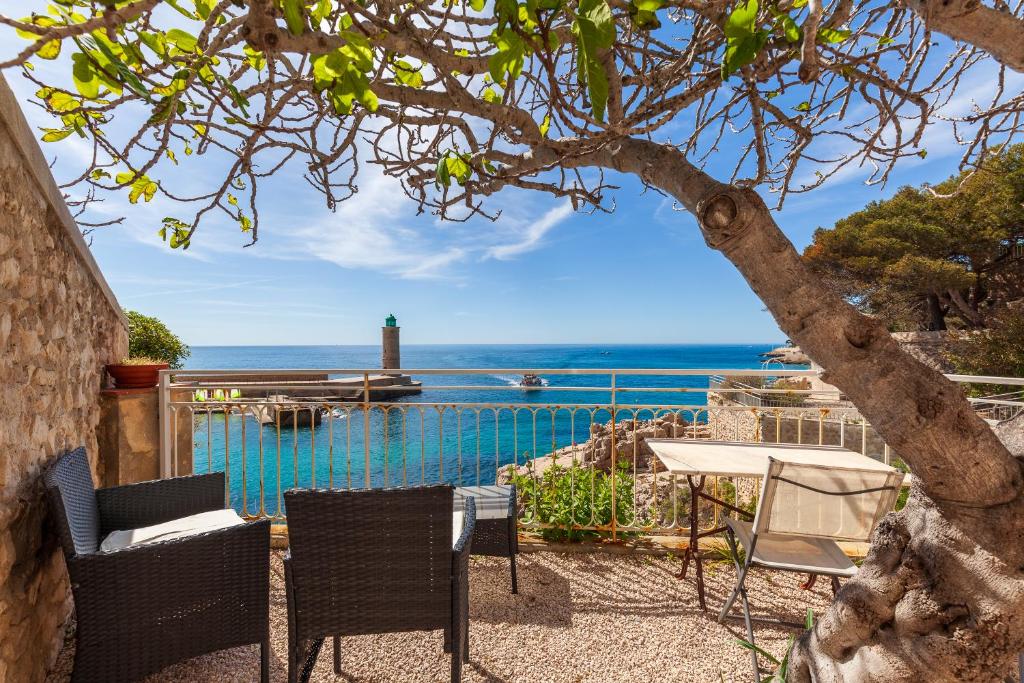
[493,374,549,387]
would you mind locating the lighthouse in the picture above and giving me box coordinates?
[382,313,400,374]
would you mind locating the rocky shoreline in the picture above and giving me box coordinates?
[498,413,710,483]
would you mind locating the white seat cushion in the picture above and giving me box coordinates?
[724,518,857,577]
[453,511,464,548]
[100,508,245,553]
[454,485,512,520]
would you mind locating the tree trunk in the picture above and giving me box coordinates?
[927,293,948,331]
[564,137,1024,680]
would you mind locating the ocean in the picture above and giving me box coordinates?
[183,344,790,514]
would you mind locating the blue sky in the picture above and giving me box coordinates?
[5,20,1019,346]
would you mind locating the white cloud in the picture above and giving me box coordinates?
[485,201,574,260]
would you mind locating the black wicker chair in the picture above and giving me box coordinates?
[43,447,271,683]
[454,484,518,593]
[283,485,475,683]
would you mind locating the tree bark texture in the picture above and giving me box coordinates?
[566,137,1024,680]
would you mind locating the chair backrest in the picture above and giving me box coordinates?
[283,485,454,639]
[752,457,903,543]
[43,447,100,557]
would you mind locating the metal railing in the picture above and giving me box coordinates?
[158,367,1023,538]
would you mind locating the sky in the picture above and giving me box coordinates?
[5,15,1020,346]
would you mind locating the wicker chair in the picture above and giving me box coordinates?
[454,484,518,593]
[283,485,475,683]
[43,447,271,683]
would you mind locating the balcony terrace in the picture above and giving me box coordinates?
[47,552,835,682]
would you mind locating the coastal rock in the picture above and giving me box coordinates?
[498,414,710,483]
[764,331,955,372]
[761,345,811,365]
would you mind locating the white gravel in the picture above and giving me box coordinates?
[48,550,833,682]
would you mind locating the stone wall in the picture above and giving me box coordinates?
[0,75,128,682]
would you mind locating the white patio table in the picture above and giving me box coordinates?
[645,439,897,611]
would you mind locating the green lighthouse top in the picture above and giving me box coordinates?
[385,314,397,327]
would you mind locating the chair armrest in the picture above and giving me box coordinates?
[96,473,225,535]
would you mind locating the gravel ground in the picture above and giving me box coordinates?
[48,550,833,682]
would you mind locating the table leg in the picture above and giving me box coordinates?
[675,475,707,611]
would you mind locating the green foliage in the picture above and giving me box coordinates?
[435,151,473,188]
[125,310,190,369]
[509,459,634,542]
[734,609,811,681]
[946,309,1024,394]
[721,0,768,80]
[805,144,1024,332]
[572,0,615,122]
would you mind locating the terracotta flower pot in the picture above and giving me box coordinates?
[106,363,169,389]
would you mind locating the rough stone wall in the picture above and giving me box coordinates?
[0,77,128,682]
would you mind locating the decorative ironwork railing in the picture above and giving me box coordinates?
[158,368,1023,538]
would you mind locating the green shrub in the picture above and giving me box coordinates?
[945,310,1024,395]
[510,458,634,542]
[125,310,190,369]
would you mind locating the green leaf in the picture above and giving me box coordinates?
[244,45,266,71]
[71,53,100,99]
[876,35,895,46]
[469,0,486,10]
[37,40,62,60]
[795,101,810,112]
[445,154,472,185]
[161,217,191,249]
[720,0,768,80]
[577,0,615,47]
[435,156,452,187]
[127,174,158,203]
[194,0,215,20]
[488,29,528,85]
[572,0,615,121]
[310,0,332,24]
[482,86,501,103]
[539,113,551,137]
[734,639,781,666]
[282,0,306,36]
[15,15,56,41]
[805,608,815,630]
[817,27,851,44]
[165,28,198,53]
[628,0,663,30]
[394,59,424,88]
[917,149,928,159]
[40,128,73,142]
[769,8,800,43]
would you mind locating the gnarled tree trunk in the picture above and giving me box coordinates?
[558,137,1024,680]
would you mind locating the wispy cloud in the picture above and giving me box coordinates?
[485,201,574,260]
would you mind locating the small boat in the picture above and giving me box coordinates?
[520,373,544,389]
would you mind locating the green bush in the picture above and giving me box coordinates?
[509,459,634,542]
[125,310,190,369]
[945,310,1024,395]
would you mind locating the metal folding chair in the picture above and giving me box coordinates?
[718,456,903,681]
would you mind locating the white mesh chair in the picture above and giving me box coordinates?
[718,456,903,680]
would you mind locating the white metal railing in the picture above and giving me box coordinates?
[157,367,1023,538]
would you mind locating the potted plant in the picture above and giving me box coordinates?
[106,356,170,389]
[106,310,190,389]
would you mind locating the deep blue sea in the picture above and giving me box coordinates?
[183,344,790,515]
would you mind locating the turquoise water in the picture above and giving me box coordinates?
[184,344,788,515]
